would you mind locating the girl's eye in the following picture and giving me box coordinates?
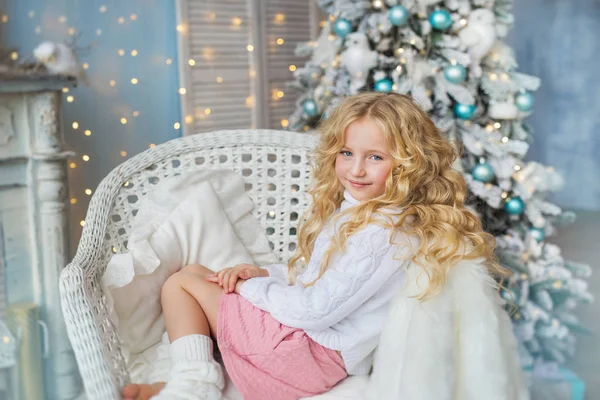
[340,151,352,157]
[370,155,383,161]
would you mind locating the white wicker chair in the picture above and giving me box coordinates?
[59,130,319,400]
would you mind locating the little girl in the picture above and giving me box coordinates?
[122,92,520,400]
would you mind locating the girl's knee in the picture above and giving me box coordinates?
[180,264,213,276]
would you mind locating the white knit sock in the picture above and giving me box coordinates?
[152,334,225,400]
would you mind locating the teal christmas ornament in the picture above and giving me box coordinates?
[429,10,452,30]
[504,196,525,215]
[454,103,476,119]
[388,5,409,26]
[374,78,393,92]
[471,162,495,183]
[529,227,546,242]
[444,64,467,84]
[334,18,352,38]
[515,91,535,112]
[302,99,318,117]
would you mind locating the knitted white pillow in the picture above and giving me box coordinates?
[102,169,277,358]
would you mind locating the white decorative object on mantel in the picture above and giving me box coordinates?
[0,76,83,400]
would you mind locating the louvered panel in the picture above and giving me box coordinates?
[177,0,255,135]
[265,0,312,129]
[268,81,298,129]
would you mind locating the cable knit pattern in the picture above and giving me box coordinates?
[240,191,412,375]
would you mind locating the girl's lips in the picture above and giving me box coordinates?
[349,180,370,188]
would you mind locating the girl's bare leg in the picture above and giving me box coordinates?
[122,264,224,400]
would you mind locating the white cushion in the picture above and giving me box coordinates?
[102,169,277,357]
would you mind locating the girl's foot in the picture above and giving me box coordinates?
[122,382,165,400]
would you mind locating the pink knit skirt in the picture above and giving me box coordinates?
[216,292,347,400]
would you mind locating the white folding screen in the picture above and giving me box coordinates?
[176,0,319,135]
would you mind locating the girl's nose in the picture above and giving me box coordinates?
[350,160,366,176]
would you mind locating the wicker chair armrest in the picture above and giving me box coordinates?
[60,261,129,400]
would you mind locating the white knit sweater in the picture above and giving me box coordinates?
[240,191,415,375]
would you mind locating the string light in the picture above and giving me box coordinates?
[281,119,289,127]
[118,17,125,24]
[72,122,79,129]
[67,95,74,102]
[166,58,173,65]
[69,162,77,169]
[99,5,107,13]
[120,118,127,124]
[70,198,77,204]
[276,38,284,45]
[118,49,125,56]
[58,16,67,24]
[274,13,285,24]
[10,52,18,60]
[131,78,138,84]
[83,63,89,70]
[232,17,242,27]
[80,220,85,227]
[133,111,140,117]
[131,49,138,56]
[120,151,127,157]
[188,59,195,66]
[130,14,138,21]
[85,189,92,195]
[247,44,254,52]
[149,143,156,149]
[289,65,296,72]
[204,108,211,115]
[82,155,90,161]
[68,27,76,36]
[174,122,181,129]
[179,88,187,95]
[185,115,194,124]
[216,77,223,83]
[494,122,502,129]
[109,80,116,86]
[84,130,91,136]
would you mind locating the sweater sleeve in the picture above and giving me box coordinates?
[239,225,407,331]
[261,263,290,283]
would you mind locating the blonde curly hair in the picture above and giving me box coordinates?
[287,92,510,301]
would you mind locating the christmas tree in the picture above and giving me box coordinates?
[288,0,593,369]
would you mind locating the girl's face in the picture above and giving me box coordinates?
[335,117,393,202]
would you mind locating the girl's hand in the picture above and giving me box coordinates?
[205,264,268,293]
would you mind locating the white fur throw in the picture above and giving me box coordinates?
[366,257,530,400]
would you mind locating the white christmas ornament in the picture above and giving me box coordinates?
[33,41,87,82]
[458,8,496,77]
[489,98,519,120]
[340,32,378,94]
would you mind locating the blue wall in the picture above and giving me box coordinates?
[509,0,600,211]
[2,0,182,253]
